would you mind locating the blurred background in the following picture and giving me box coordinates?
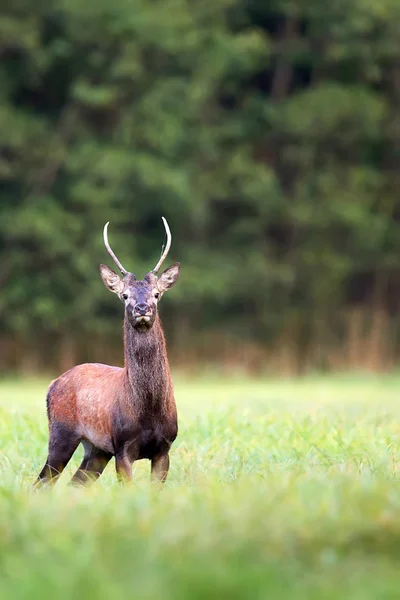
[1,0,400,377]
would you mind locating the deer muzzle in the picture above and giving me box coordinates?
[133,303,152,324]
[135,315,151,324]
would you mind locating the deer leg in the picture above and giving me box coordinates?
[151,453,170,483]
[34,422,80,487]
[69,442,112,486]
[115,454,133,483]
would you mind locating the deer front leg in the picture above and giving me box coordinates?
[115,453,133,483]
[151,453,170,483]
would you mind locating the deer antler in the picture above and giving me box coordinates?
[152,217,172,274]
[103,222,128,276]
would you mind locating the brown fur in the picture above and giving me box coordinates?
[35,262,180,487]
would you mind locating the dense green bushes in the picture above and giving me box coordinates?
[1,0,400,373]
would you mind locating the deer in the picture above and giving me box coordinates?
[35,217,180,487]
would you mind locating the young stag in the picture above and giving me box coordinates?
[35,218,180,486]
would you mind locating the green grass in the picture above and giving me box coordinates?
[1,373,400,599]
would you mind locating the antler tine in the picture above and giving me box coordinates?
[152,217,172,274]
[103,222,128,276]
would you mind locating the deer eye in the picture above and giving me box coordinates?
[122,293,128,300]
[154,292,160,299]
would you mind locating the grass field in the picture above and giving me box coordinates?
[1,373,400,599]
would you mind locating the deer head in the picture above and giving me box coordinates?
[100,218,180,330]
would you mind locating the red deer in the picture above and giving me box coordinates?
[35,218,180,486]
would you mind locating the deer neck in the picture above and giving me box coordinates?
[123,313,171,406]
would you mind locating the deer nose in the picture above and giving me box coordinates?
[135,303,150,316]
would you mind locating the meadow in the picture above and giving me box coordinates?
[1,373,400,599]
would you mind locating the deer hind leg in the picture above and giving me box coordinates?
[70,441,112,486]
[151,453,170,484]
[34,421,80,487]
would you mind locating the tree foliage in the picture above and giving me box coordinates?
[1,0,400,372]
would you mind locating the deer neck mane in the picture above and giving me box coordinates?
[123,313,171,405]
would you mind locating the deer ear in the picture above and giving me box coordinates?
[157,262,180,293]
[99,264,124,295]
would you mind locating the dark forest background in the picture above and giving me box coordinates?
[1,0,400,376]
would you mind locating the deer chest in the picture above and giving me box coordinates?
[114,417,178,461]
[137,427,171,460]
